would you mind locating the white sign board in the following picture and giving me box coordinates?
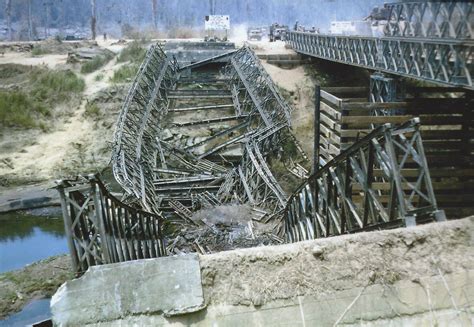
[205,15,230,30]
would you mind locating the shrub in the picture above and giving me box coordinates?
[117,41,146,63]
[30,69,85,103]
[80,53,114,74]
[84,102,101,118]
[0,68,85,129]
[31,47,50,56]
[110,64,140,83]
[0,91,48,128]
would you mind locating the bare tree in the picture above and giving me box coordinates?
[90,0,97,40]
[151,0,158,30]
[5,0,12,41]
[27,0,33,40]
[209,0,216,15]
[42,0,51,38]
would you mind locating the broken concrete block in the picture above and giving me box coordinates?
[51,254,205,325]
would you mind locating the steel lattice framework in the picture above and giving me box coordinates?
[57,175,166,275]
[384,1,473,40]
[222,47,294,211]
[112,44,178,213]
[286,31,473,89]
[285,119,445,243]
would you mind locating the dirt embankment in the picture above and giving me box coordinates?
[200,217,474,307]
[0,255,73,319]
[0,39,129,186]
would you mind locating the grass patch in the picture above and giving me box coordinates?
[0,92,46,128]
[117,40,146,63]
[0,64,31,79]
[84,102,101,118]
[0,67,85,129]
[30,69,85,104]
[31,47,51,56]
[110,64,140,83]
[80,52,114,74]
[94,73,104,81]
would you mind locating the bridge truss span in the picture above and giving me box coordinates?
[286,31,473,89]
[285,118,446,243]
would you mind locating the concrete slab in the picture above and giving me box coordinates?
[51,254,205,326]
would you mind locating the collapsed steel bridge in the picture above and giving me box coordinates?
[57,42,446,274]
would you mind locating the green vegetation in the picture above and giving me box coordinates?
[0,92,45,128]
[80,52,114,74]
[30,69,85,103]
[110,64,140,83]
[0,66,85,129]
[117,40,147,63]
[31,46,51,56]
[94,73,104,81]
[0,64,31,78]
[84,102,101,118]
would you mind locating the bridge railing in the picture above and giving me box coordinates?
[112,44,178,213]
[56,175,166,275]
[285,118,445,243]
[286,31,473,89]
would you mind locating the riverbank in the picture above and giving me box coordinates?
[0,255,73,319]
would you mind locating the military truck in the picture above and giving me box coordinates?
[247,27,264,41]
[269,23,288,42]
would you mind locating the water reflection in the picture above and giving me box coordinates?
[0,211,67,273]
[0,298,51,327]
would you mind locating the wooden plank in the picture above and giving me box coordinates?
[321,102,342,120]
[352,181,474,192]
[340,128,467,139]
[341,99,469,111]
[341,115,465,125]
[320,111,340,132]
[373,168,474,178]
[320,90,343,108]
[322,86,368,94]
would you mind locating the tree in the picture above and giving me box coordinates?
[27,0,33,40]
[151,0,158,30]
[209,0,215,15]
[90,0,97,40]
[5,0,12,41]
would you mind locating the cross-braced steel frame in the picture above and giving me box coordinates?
[286,31,473,89]
[112,44,178,213]
[57,175,166,275]
[222,47,293,210]
[384,1,473,40]
[285,118,446,243]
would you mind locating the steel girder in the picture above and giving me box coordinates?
[112,44,178,213]
[284,118,445,243]
[286,31,473,89]
[384,1,473,40]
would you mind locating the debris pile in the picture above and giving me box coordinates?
[166,205,284,254]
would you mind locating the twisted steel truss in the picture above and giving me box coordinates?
[285,119,445,243]
[222,47,294,210]
[286,32,473,89]
[112,44,178,213]
[384,1,473,40]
